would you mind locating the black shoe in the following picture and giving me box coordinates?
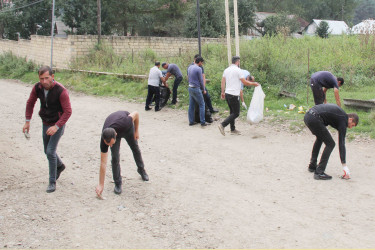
[314,172,332,180]
[145,107,152,111]
[201,123,211,127]
[114,184,122,194]
[137,168,149,181]
[155,107,161,112]
[211,108,219,113]
[308,163,316,173]
[171,101,177,105]
[189,122,198,126]
[46,182,56,193]
[56,164,66,180]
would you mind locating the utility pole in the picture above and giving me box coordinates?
[233,0,240,57]
[197,0,201,56]
[50,0,55,68]
[97,0,101,44]
[225,0,231,66]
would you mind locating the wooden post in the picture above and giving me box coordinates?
[233,0,240,57]
[225,0,231,66]
[97,0,101,44]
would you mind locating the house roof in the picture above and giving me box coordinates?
[308,19,349,34]
[352,19,375,34]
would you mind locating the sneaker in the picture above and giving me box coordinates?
[46,182,56,193]
[231,129,241,135]
[189,122,198,126]
[155,107,161,112]
[201,123,211,127]
[218,124,225,136]
[314,172,332,180]
[145,106,152,111]
[137,168,149,181]
[211,108,219,113]
[56,164,66,180]
[114,184,122,194]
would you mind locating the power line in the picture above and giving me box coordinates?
[0,0,46,14]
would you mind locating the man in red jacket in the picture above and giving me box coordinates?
[23,66,72,193]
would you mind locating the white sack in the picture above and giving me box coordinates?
[247,86,265,124]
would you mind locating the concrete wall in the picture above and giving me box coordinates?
[0,35,224,68]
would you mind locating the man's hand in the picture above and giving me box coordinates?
[96,184,104,198]
[203,90,207,95]
[23,122,30,133]
[221,92,225,100]
[242,102,247,109]
[134,130,139,140]
[341,165,351,180]
[46,125,58,136]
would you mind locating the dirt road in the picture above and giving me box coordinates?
[0,79,374,248]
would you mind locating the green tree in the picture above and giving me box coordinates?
[353,0,375,24]
[315,20,330,38]
[261,13,300,36]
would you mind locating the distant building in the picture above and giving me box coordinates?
[352,19,375,34]
[246,12,308,38]
[304,19,349,36]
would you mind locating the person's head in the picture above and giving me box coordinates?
[347,113,359,128]
[337,77,344,87]
[102,128,117,147]
[232,56,240,66]
[38,66,54,90]
[194,56,204,66]
[155,61,160,67]
[194,54,200,59]
[162,62,168,69]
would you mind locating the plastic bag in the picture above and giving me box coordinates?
[247,86,265,124]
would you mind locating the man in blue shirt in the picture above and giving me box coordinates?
[162,62,183,105]
[187,56,209,126]
[310,71,344,107]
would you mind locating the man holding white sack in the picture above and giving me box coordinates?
[218,56,260,136]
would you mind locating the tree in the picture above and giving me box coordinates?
[353,0,375,25]
[231,0,256,34]
[260,13,300,36]
[315,20,330,38]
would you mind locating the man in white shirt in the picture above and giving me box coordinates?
[218,56,260,136]
[145,62,166,112]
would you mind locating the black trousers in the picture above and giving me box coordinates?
[110,126,145,185]
[172,76,183,104]
[304,112,336,174]
[310,79,325,105]
[221,93,240,131]
[146,85,160,109]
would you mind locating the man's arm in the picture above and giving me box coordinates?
[202,73,206,88]
[164,72,171,82]
[240,78,260,87]
[129,111,140,140]
[334,88,341,107]
[221,77,226,100]
[23,86,38,133]
[47,89,72,136]
[160,76,168,87]
[96,152,108,197]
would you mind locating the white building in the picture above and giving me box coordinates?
[304,19,349,36]
[352,19,375,34]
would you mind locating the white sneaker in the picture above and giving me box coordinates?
[218,124,225,136]
[231,129,241,135]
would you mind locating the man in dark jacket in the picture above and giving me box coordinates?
[304,104,358,180]
[310,71,344,107]
[23,66,72,193]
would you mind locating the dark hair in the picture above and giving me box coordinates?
[337,77,344,86]
[348,113,359,125]
[102,128,116,143]
[194,56,204,64]
[38,66,53,76]
[232,56,240,64]
[155,61,160,66]
[161,62,167,67]
[194,54,200,59]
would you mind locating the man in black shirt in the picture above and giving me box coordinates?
[310,71,344,107]
[304,104,358,180]
[96,111,149,197]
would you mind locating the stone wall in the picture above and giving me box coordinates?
[0,35,224,68]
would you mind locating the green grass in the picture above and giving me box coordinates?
[1,33,375,139]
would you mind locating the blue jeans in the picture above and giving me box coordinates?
[42,124,65,183]
[188,87,205,124]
